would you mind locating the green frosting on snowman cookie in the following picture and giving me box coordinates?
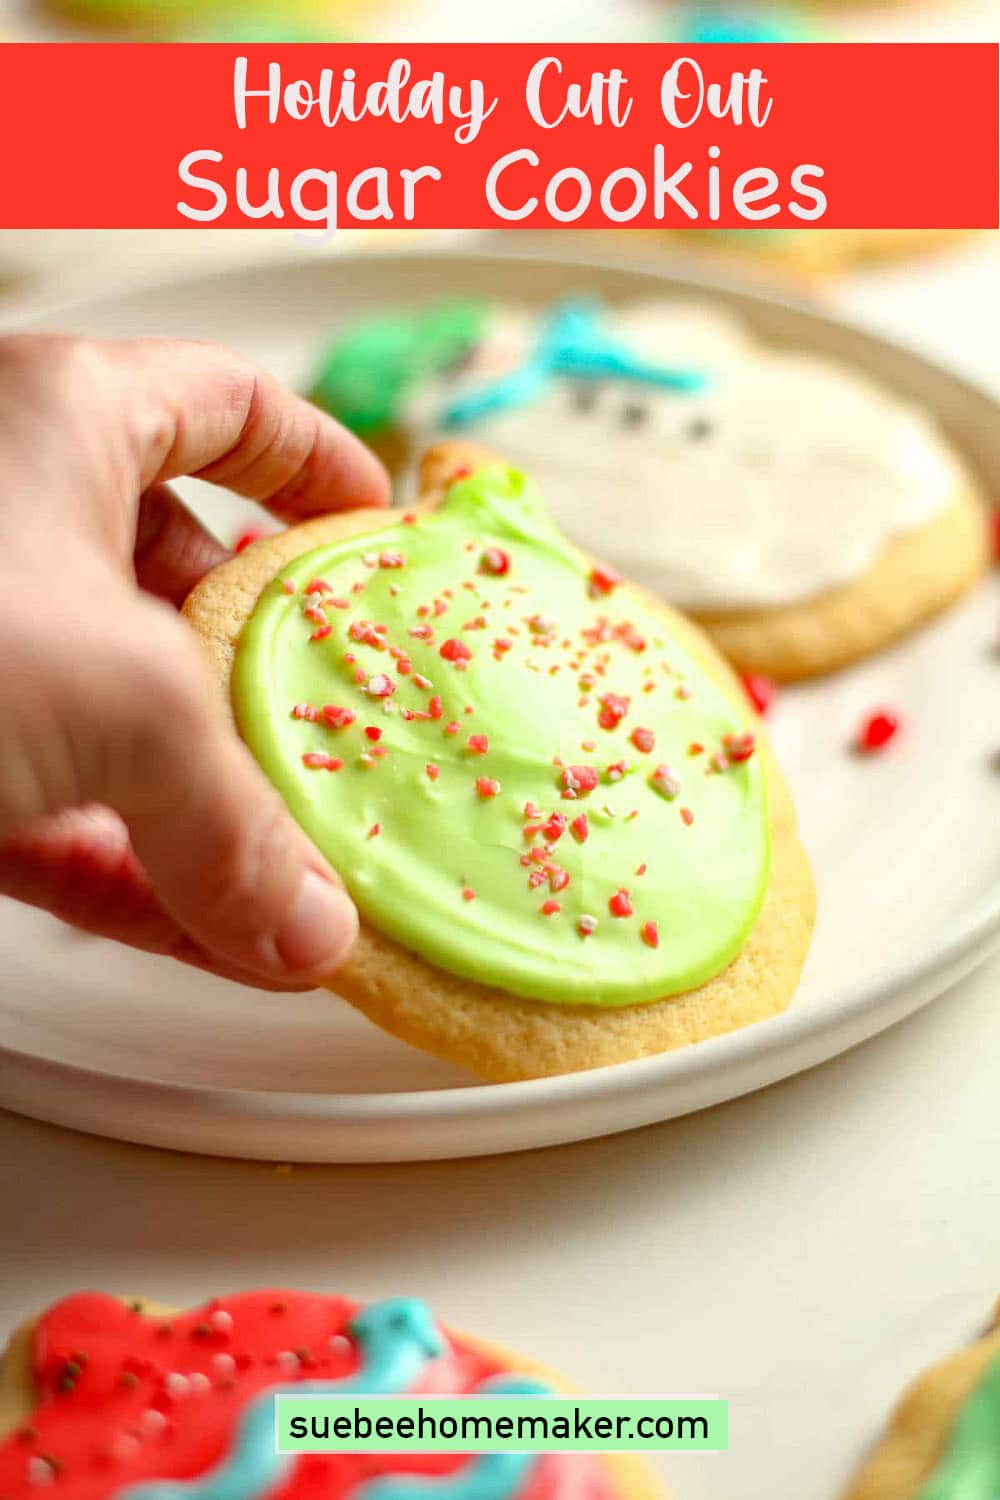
[309,302,488,436]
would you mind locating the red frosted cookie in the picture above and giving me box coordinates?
[0,1290,663,1500]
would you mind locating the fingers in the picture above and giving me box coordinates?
[134,484,231,606]
[0,805,317,992]
[0,592,359,986]
[114,338,391,519]
[112,612,359,984]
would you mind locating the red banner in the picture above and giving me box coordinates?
[0,43,995,230]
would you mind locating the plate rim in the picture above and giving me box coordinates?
[1,240,997,1154]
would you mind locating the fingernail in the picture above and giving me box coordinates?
[273,871,357,975]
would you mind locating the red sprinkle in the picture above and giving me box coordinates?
[631,727,655,754]
[641,920,660,949]
[722,732,756,764]
[428,695,444,720]
[540,900,561,916]
[588,562,623,597]
[444,721,461,736]
[741,674,777,717]
[440,638,472,664]
[570,814,590,844]
[364,726,382,742]
[480,546,511,577]
[322,705,356,729]
[467,734,489,755]
[309,625,332,643]
[680,807,694,826]
[609,889,633,919]
[543,813,567,842]
[462,887,476,901]
[561,765,600,798]
[426,763,440,781]
[449,465,473,483]
[234,528,267,554]
[366,673,396,699]
[378,551,405,569]
[857,710,900,754]
[306,577,332,594]
[598,693,630,731]
[367,823,382,839]
[302,752,343,772]
[577,915,598,938]
[476,777,501,799]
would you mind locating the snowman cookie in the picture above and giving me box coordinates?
[842,1299,1000,1500]
[310,299,987,681]
[183,443,815,1082]
[0,1289,663,1500]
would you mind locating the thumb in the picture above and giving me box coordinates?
[92,602,358,982]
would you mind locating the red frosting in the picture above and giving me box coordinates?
[0,1293,616,1500]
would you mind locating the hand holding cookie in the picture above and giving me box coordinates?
[0,334,389,989]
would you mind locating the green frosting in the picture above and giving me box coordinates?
[915,1347,1000,1500]
[308,302,488,436]
[233,466,769,1006]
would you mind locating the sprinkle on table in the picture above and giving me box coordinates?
[857,709,900,754]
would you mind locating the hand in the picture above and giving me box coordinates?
[0,334,390,989]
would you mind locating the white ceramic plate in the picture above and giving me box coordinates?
[0,246,997,1161]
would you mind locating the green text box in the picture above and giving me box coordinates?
[276,1396,728,1453]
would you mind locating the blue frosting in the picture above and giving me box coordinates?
[676,6,808,42]
[358,1378,551,1500]
[441,299,706,428]
[118,1299,548,1500]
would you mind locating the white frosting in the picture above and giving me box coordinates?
[407,303,963,612]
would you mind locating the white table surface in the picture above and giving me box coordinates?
[0,3,999,1491]
[1,956,997,1500]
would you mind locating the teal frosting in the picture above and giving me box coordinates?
[669,5,812,42]
[118,1299,547,1500]
[441,300,707,428]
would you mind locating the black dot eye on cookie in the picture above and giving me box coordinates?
[621,399,650,429]
[570,382,602,414]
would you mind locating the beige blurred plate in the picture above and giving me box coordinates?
[0,245,997,1160]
